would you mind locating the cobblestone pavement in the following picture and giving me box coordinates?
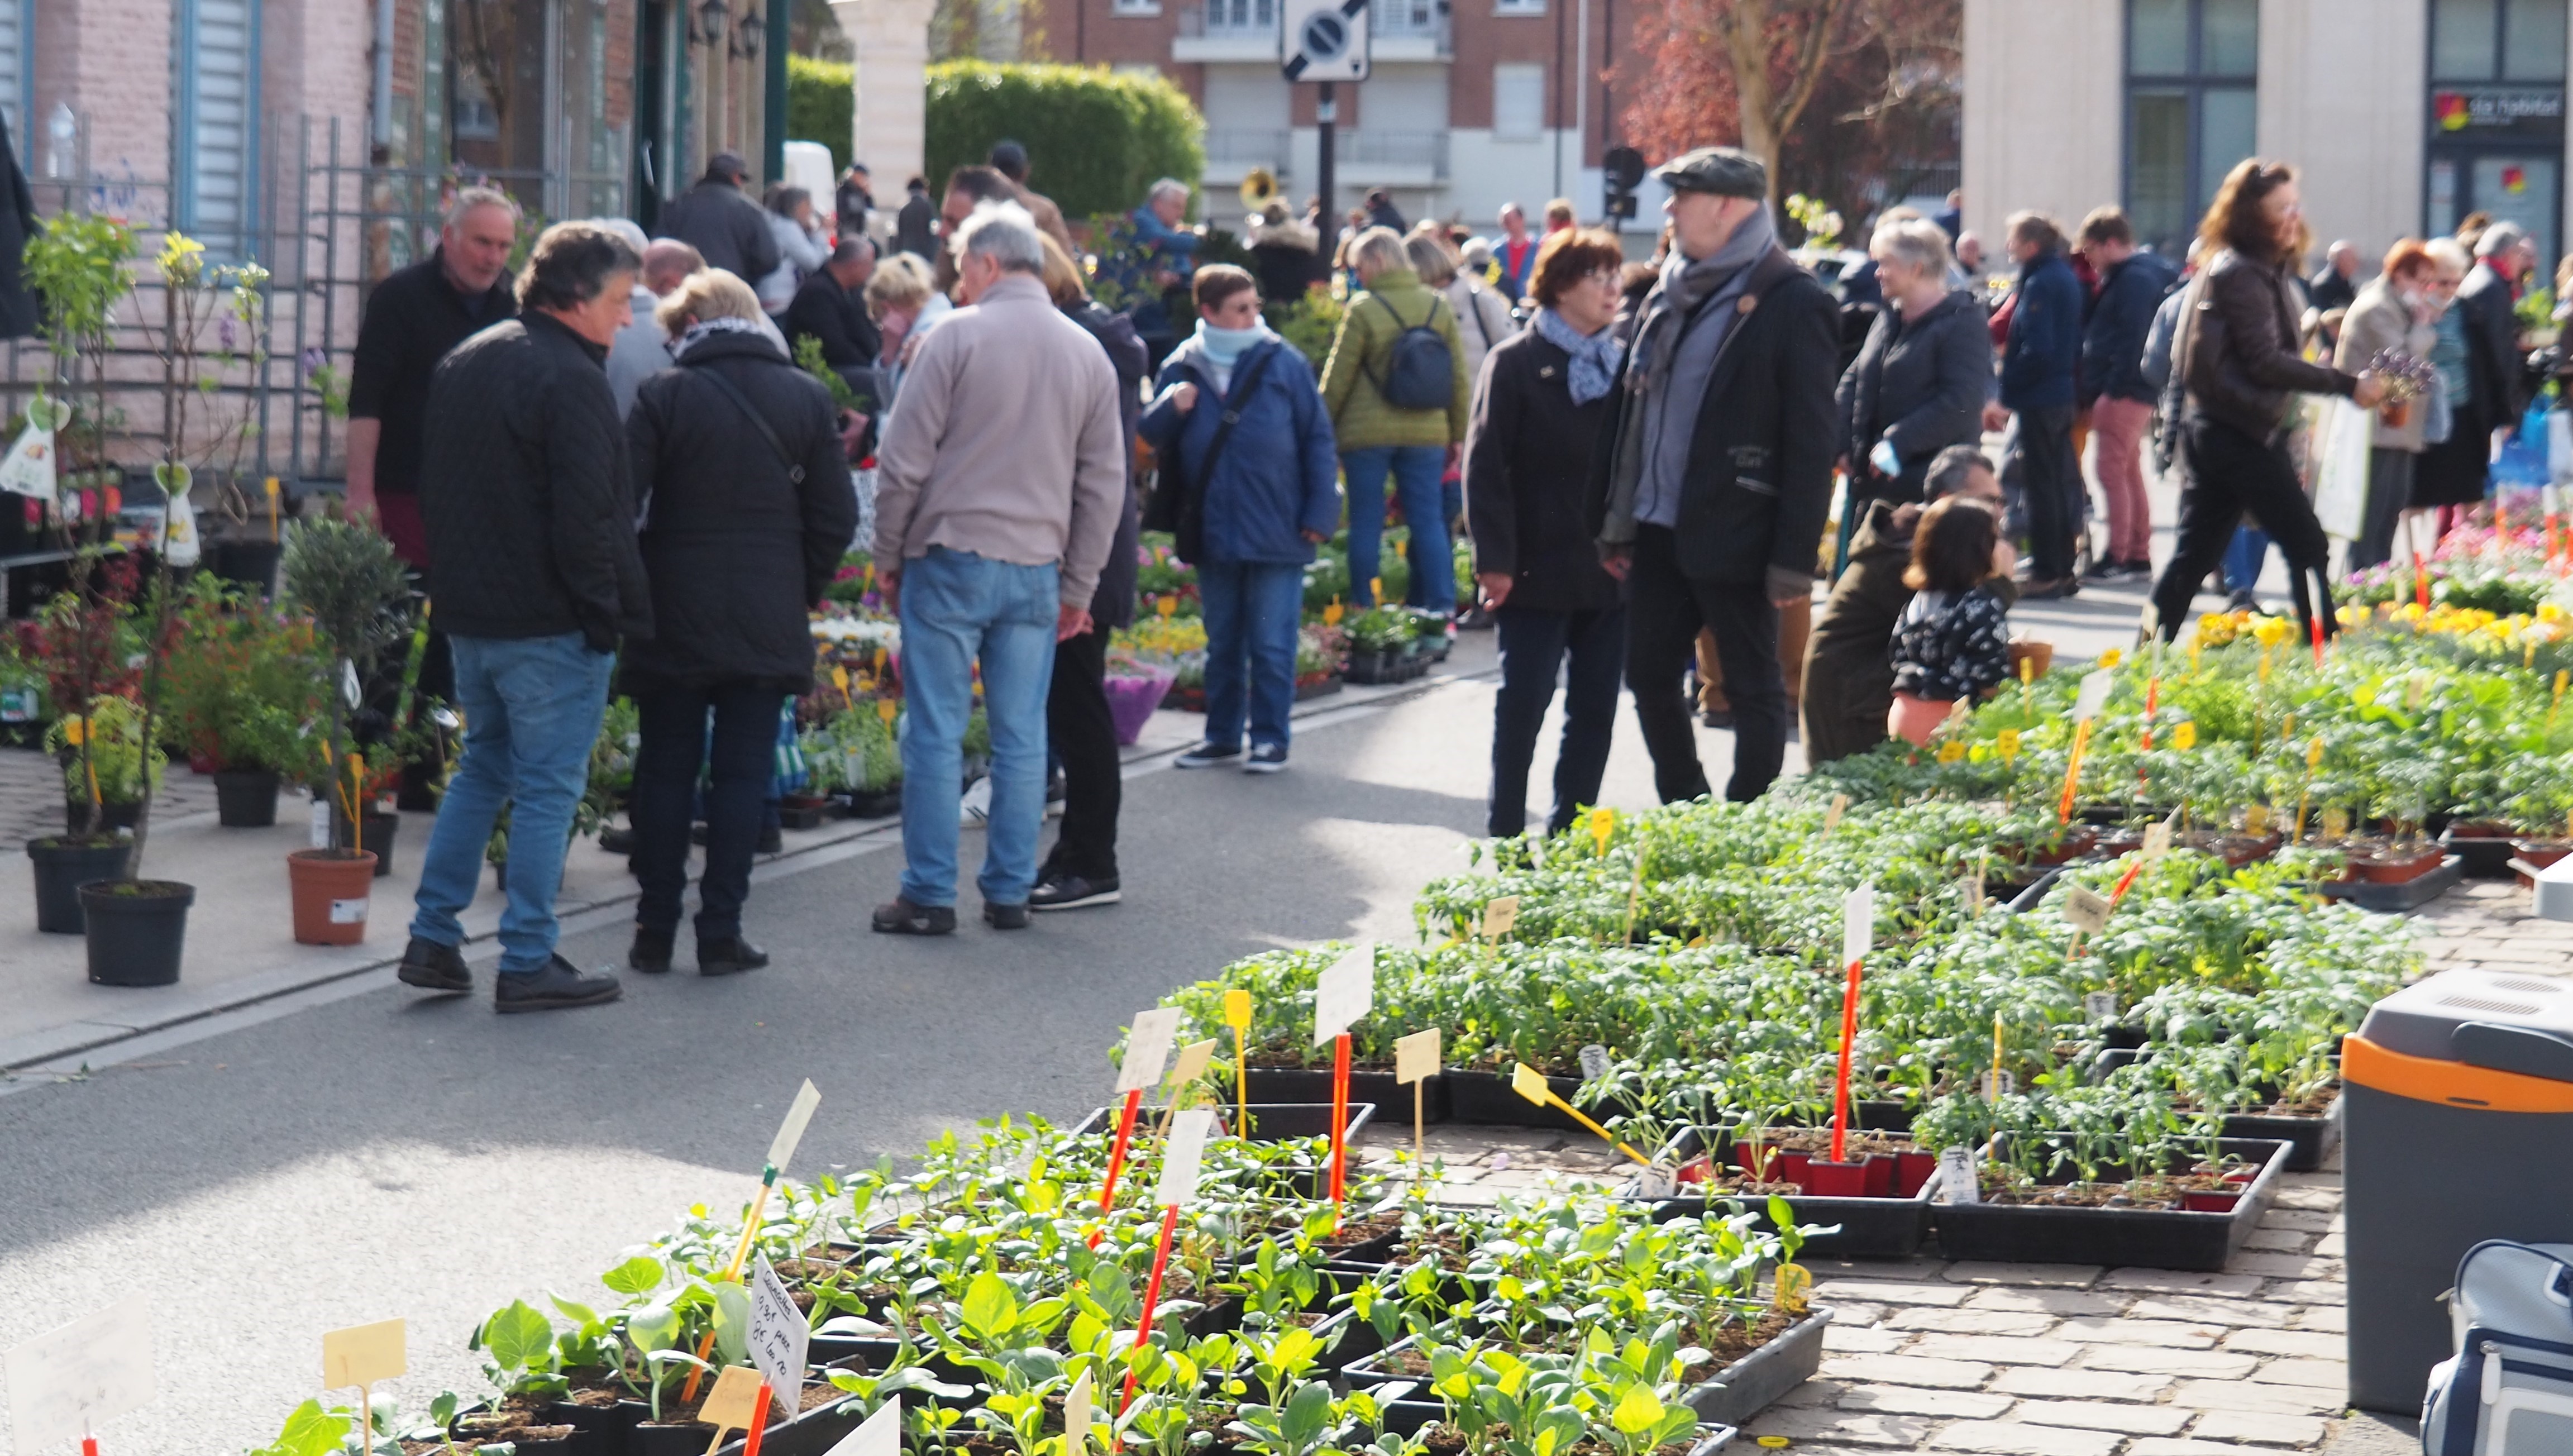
[1,743,213,846]
[1346,874,2572,1455]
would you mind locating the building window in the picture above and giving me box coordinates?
[2427,0,2565,263]
[2124,0,2257,255]
[1493,0,1544,14]
[1114,0,1161,16]
[171,0,262,260]
[0,0,26,139]
[1493,64,1544,140]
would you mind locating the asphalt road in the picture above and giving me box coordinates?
[0,585,2142,1456]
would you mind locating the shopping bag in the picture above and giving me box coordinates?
[2548,411,2573,484]
[2312,397,2372,541]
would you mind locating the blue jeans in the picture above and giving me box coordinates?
[1198,559,1305,752]
[2223,526,2273,593]
[1342,445,1453,610]
[410,632,614,974]
[897,547,1058,907]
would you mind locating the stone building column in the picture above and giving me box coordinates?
[830,0,939,228]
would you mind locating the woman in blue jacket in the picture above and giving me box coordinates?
[1143,265,1342,772]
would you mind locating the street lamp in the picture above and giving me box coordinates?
[695,0,728,44]
[734,8,763,59]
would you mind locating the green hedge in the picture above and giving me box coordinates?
[924,61,1204,221]
[786,55,855,173]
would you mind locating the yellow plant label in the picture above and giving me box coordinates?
[321,1317,405,1388]
[1510,1062,1554,1107]
[60,718,83,747]
[2061,884,2112,935]
[2171,720,2197,752]
[1936,740,1965,764]
[875,698,897,724]
[1157,596,1177,619]
[831,665,851,694]
[2306,736,2325,769]
[1591,807,1616,854]
[2323,806,2351,841]
[2245,804,2273,837]
[1771,1263,1812,1314]
[1222,989,1253,1033]
[699,1364,766,1434]
[1393,1028,1441,1085]
[1996,728,2021,762]
[1480,896,1519,940]
[2099,647,2122,669]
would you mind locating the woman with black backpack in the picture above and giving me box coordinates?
[1318,227,1472,613]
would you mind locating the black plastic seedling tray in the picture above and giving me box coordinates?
[1929,1137,2292,1271]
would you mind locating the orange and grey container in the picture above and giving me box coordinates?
[2345,968,2573,1411]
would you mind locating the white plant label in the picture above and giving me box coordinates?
[1479,895,1518,940]
[2083,991,2118,1021]
[308,796,331,850]
[161,491,201,568]
[1937,1147,1981,1204]
[1578,1044,1611,1081]
[747,1255,807,1420]
[2141,823,2172,862]
[1163,1039,1217,1097]
[2061,885,2112,935]
[2073,668,2115,723]
[1311,944,1374,1047]
[6,1295,154,1453]
[1062,1370,1095,1456]
[1157,1108,1215,1206]
[765,1079,823,1174]
[0,408,56,499]
[822,1387,903,1456]
[1637,1164,1678,1200]
[328,898,368,925]
[1979,1068,2016,1100]
[1958,871,1984,911]
[1116,1007,1183,1094]
[1393,1028,1440,1085]
[1842,885,1875,967]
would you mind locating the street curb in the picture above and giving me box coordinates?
[2,657,1497,1075]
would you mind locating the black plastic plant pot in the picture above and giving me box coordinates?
[1071,1100,1376,1146]
[1650,1128,1936,1259]
[1928,1137,2293,1271]
[538,1391,641,1456]
[331,806,403,879]
[711,1385,864,1456]
[777,796,829,830]
[2440,823,2519,878]
[1245,1064,1448,1124]
[836,786,904,819]
[212,768,280,827]
[80,880,193,987]
[2220,1096,2343,1173]
[63,797,142,835]
[27,836,131,934]
[2317,856,2462,911]
[1375,1398,1735,1454]
[1680,1307,1833,1428]
[1441,1067,1629,1132]
[213,537,285,596]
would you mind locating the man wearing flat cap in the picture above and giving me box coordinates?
[1586,146,1837,805]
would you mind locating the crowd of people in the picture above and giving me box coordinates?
[341,131,2552,1013]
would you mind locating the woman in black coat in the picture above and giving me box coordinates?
[1834,218,1988,571]
[1464,227,1631,838]
[623,269,858,974]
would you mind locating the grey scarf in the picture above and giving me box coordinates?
[1600,206,1778,544]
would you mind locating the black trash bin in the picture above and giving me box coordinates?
[2344,967,2573,1412]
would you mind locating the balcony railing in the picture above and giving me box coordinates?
[1204,128,1292,164]
[1369,0,1447,41]
[1176,0,1277,36]
[1335,128,1448,174]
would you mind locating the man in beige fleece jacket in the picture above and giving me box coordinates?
[870,201,1126,936]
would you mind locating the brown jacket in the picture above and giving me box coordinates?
[1799,497,2018,765]
[1012,182,1078,254]
[2183,248,2357,441]
[2333,278,2437,451]
[871,273,1127,607]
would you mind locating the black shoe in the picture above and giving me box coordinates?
[872,898,957,935]
[396,935,472,993]
[629,927,675,973]
[494,954,623,1013]
[698,937,769,976]
[1700,708,1735,729]
[758,825,784,853]
[2022,576,2082,600]
[1030,871,1121,910]
[1244,743,1289,774]
[1173,741,1241,769]
[984,901,1033,930]
[2226,589,2260,612]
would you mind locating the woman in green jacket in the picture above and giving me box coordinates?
[1319,227,1472,610]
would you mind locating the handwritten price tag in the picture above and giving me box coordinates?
[1578,1044,1611,1081]
[1312,944,1374,1047]
[2083,991,2118,1021]
[7,1297,154,1452]
[2061,884,2112,935]
[1117,1008,1183,1095]
[1479,895,1519,940]
[2141,822,2172,862]
[1393,1028,1441,1085]
[747,1256,808,1419]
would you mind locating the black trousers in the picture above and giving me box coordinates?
[632,680,787,939]
[2013,402,2082,581]
[2150,415,2336,642]
[1490,602,1625,838]
[1626,525,1787,804]
[1043,626,1120,880]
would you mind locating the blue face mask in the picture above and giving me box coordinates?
[1197,320,1266,366]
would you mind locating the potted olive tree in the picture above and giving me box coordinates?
[280,515,412,944]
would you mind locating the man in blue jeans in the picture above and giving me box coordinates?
[1142,265,1341,774]
[395,222,651,1011]
[867,201,1125,935]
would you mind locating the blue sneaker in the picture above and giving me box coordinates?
[1245,743,1288,774]
[1175,742,1240,769]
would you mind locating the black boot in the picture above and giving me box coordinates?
[629,927,675,973]
[396,935,471,993]
[698,938,770,976]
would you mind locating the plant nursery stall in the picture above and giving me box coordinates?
[172,537,2573,1456]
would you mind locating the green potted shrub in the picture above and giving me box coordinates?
[279,514,412,943]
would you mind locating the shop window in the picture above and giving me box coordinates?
[2123,0,2258,255]
[172,0,261,260]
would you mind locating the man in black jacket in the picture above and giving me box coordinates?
[783,236,882,389]
[653,151,780,283]
[397,222,652,1014]
[1589,146,1837,805]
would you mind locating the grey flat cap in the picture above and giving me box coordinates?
[1654,146,1767,199]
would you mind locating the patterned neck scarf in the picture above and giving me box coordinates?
[1534,308,1626,406]
[672,315,768,360]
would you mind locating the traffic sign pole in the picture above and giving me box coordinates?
[1317,82,1337,225]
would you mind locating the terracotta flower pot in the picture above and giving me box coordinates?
[288,848,379,945]
[2007,639,2054,680]
[2380,400,2410,429]
[2513,839,2573,889]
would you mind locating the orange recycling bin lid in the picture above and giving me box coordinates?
[2343,1033,2573,1114]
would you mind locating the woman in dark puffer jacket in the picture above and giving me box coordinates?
[623,269,857,975]
[2146,159,2386,643]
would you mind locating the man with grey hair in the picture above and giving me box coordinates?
[2458,221,2534,450]
[868,201,1125,937]
[347,184,521,565]
[1132,177,1201,283]
[396,221,652,1013]
[2309,238,2362,314]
